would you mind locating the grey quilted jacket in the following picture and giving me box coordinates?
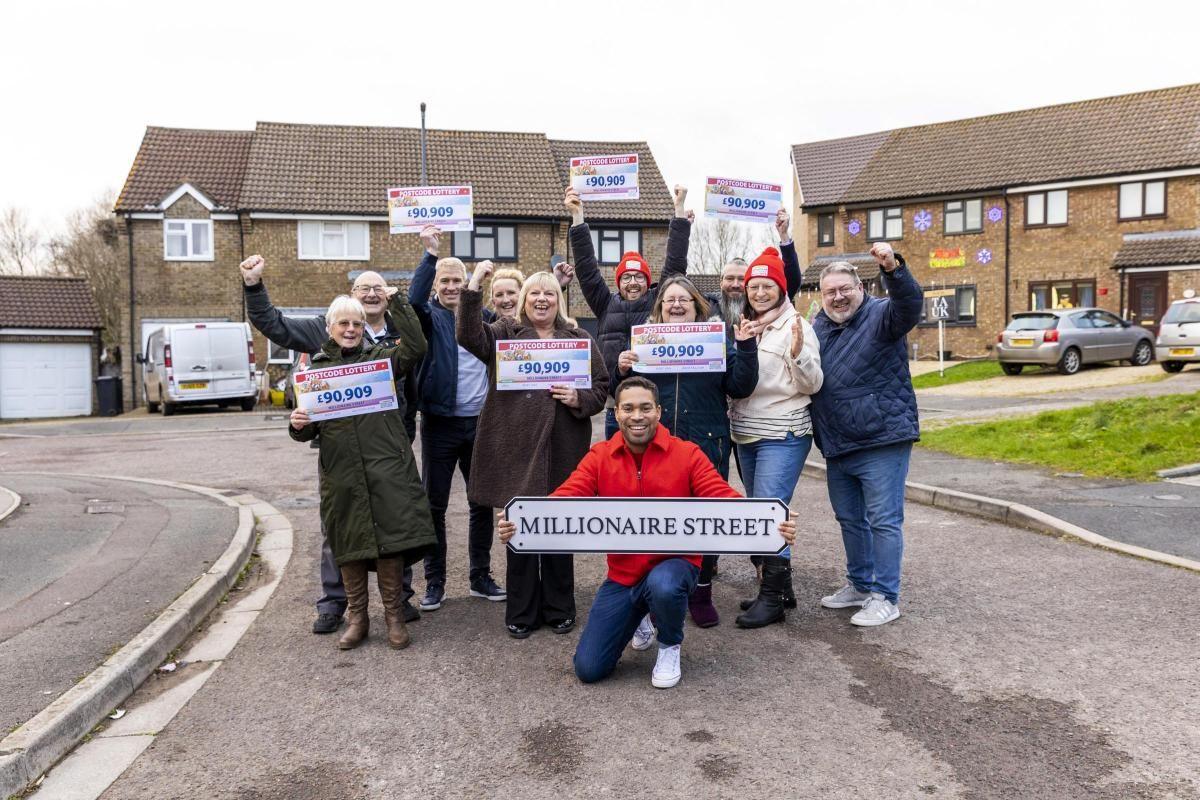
[809,257,923,459]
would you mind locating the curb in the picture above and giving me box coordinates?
[801,461,1200,575]
[0,484,19,523]
[1157,462,1200,479]
[0,474,260,796]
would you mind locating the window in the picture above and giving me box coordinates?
[1025,190,1068,227]
[944,199,983,234]
[918,285,976,326]
[1118,180,1166,220]
[589,228,642,265]
[452,223,517,261]
[163,219,213,260]
[268,308,327,364]
[867,207,902,241]
[297,221,369,260]
[1029,280,1095,310]
[1087,310,1123,329]
[817,213,835,247]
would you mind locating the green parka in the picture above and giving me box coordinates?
[289,293,435,566]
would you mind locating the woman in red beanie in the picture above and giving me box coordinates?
[729,247,823,628]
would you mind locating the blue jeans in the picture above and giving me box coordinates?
[573,559,699,684]
[736,432,813,560]
[825,442,912,605]
[604,407,618,440]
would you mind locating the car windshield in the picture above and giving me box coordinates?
[1007,315,1058,331]
[1163,302,1200,325]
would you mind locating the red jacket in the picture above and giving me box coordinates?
[551,424,741,586]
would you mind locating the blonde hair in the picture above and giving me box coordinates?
[435,257,467,278]
[519,271,577,329]
[650,275,710,323]
[487,268,525,308]
[325,295,366,327]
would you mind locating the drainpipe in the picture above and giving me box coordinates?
[419,102,428,185]
[1003,191,1012,322]
[237,212,247,322]
[125,214,138,409]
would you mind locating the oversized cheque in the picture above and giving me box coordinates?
[293,358,399,422]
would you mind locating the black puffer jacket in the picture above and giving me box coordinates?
[571,218,690,396]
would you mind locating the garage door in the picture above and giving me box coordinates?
[0,342,92,419]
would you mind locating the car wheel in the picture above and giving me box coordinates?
[161,391,175,417]
[1001,363,1023,376]
[240,397,257,411]
[145,390,159,414]
[1057,347,1081,375]
[1162,361,1185,373]
[1130,340,1153,366]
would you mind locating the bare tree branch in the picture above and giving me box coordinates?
[0,207,46,275]
[48,192,123,346]
[687,217,775,274]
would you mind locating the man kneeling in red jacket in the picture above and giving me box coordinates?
[498,376,797,689]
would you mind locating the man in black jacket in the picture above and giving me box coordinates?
[566,184,690,438]
[239,255,420,633]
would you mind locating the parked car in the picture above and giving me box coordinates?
[139,322,258,415]
[995,308,1155,375]
[1156,297,1200,373]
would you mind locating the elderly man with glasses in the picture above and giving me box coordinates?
[808,242,923,628]
[238,255,422,634]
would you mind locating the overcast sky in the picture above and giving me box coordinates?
[3,0,1198,238]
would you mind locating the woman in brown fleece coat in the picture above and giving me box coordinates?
[457,270,609,639]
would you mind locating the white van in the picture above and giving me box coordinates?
[139,322,258,415]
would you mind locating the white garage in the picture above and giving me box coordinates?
[0,276,104,420]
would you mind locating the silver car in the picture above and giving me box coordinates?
[1156,298,1200,373]
[996,308,1155,375]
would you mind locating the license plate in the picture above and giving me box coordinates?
[1169,348,1195,356]
[1010,338,1035,347]
[179,382,208,390]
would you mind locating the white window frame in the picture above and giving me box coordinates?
[267,308,327,364]
[296,220,371,261]
[162,219,214,261]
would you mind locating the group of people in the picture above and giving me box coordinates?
[238,182,924,688]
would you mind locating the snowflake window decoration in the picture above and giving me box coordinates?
[847,219,862,236]
[977,248,993,265]
[913,210,933,232]
[987,205,1003,224]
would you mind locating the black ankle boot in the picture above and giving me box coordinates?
[736,561,791,628]
[740,582,796,611]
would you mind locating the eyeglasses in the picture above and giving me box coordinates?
[618,273,648,284]
[821,286,861,300]
[662,297,695,306]
[352,285,387,296]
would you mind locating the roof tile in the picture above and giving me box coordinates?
[115,127,252,211]
[0,276,103,329]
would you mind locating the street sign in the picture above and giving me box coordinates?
[925,290,957,321]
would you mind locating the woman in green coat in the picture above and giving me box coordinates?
[289,290,434,651]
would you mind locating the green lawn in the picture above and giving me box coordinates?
[911,360,1003,389]
[918,393,1200,480]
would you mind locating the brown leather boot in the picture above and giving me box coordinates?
[376,557,411,650]
[337,561,370,650]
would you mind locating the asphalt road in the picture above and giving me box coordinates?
[0,413,1196,799]
[0,473,235,733]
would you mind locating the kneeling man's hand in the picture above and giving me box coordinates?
[496,512,515,544]
[779,519,796,546]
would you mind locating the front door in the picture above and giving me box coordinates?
[1128,272,1168,336]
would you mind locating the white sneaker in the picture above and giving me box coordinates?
[651,644,681,689]
[850,593,900,627]
[820,583,871,609]
[630,614,655,651]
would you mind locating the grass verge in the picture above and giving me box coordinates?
[911,360,1003,389]
[918,392,1200,480]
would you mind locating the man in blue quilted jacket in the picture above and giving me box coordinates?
[809,241,923,627]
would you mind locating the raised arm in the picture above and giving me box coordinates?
[776,209,802,301]
[565,187,614,320]
[661,185,691,280]
[872,244,924,342]
[456,287,499,364]
[239,255,327,354]
[407,226,442,335]
[383,288,427,376]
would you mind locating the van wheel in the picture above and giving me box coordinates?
[1001,363,1023,376]
[161,392,176,417]
[240,397,257,411]
[1057,347,1082,375]
[1130,340,1154,366]
[145,390,160,414]
[1162,361,1184,373]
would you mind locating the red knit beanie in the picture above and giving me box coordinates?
[745,247,786,292]
[615,251,651,283]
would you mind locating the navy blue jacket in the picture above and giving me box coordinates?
[618,336,758,479]
[407,253,494,417]
[809,257,923,459]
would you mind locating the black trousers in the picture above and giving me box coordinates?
[420,413,494,587]
[505,551,575,628]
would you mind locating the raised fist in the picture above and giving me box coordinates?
[239,255,265,286]
[869,241,897,271]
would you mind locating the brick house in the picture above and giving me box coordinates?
[789,84,1200,359]
[113,122,674,408]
